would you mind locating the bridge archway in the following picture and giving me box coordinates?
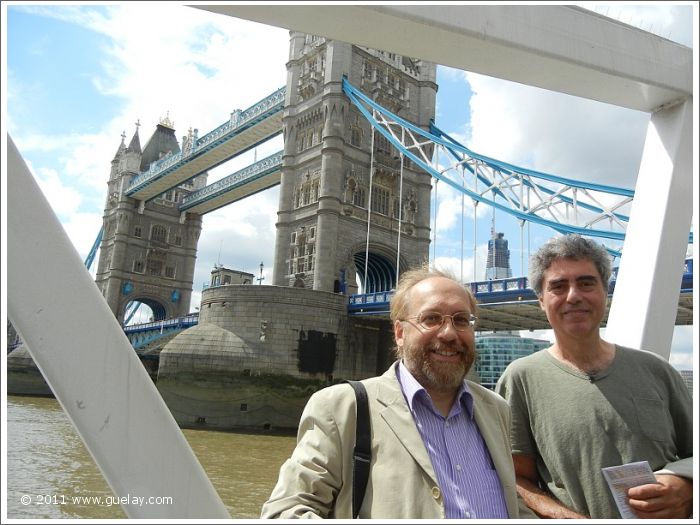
[120,297,167,324]
[349,245,411,294]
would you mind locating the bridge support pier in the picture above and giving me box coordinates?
[606,98,693,359]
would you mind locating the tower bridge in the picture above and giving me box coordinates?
[96,68,692,326]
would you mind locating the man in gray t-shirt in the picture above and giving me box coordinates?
[496,235,693,519]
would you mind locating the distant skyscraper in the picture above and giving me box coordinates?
[485,229,512,280]
[678,369,693,396]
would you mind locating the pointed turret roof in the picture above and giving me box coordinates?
[139,117,181,172]
[126,120,142,154]
[113,131,127,160]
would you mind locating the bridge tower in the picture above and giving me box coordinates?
[94,118,206,323]
[274,33,437,293]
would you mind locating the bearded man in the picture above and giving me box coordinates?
[262,266,535,519]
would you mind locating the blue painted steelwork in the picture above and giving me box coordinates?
[179,151,283,212]
[342,78,697,255]
[348,258,693,313]
[124,313,200,349]
[352,252,397,294]
[84,226,103,270]
[432,124,632,225]
[348,290,395,315]
[123,300,141,325]
[125,87,285,196]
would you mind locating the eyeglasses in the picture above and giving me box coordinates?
[404,311,477,332]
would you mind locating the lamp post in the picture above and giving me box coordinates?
[257,262,264,285]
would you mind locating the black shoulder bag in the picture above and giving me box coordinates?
[345,380,371,519]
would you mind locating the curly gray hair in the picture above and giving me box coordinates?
[529,234,612,296]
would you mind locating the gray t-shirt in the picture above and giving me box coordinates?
[496,345,692,518]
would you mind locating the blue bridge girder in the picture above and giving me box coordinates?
[123,259,692,346]
[341,78,693,256]
[84,225,103,270]
[347,258,693,332]
[125,87,285,202]
[119,78,692,258]
[123,313,200,350]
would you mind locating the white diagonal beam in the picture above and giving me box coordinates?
[6,135,230,519]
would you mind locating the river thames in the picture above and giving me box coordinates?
[5,395,297,519]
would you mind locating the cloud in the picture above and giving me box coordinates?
[433,243,488,283]
[7,4,290,314]
[669,326,694,371]
[31,164,83,218]
[579,4,693,47]
[464,72,649,189]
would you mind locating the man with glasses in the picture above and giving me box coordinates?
[496,234,692,519]
[262,265,535,519]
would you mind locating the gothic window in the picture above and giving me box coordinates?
[147,259,162,276]
[303,184,311,205]
[174,235,182,246]
[134,226,142,238]
[309,227,315,239]
[371,185,391,216]
[151,225,168,243]
[312,180,319,202]
[133,259,144,273]
[351,126,362,147]
[165,265,176,278]
[353,187,366,208]
[295,189,302,208]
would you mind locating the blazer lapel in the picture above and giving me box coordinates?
[374,364,438,484]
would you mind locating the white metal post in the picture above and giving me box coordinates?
[606,99,693,359]
[6,136,229,519]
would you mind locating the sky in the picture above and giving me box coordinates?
[2,2,696,370]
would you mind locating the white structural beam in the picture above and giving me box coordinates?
[202,4,694,358]
[606,100,693,359]
[197,4,691,112]
[6,135,230,519]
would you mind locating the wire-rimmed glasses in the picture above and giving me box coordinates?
[404,311,477,332]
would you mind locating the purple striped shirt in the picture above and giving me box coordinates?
[398,362,509,519]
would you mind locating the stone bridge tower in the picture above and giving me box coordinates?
[94,118,206,323]
[274,33,437,293]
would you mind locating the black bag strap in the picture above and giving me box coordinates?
[345,380,371,519]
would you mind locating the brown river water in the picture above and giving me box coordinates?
[5,395,297,519]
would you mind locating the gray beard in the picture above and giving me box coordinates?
[403,341,473,392]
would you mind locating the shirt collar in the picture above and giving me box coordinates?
[397,360,474,419]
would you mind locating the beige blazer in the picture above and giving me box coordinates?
[261,362,536,519]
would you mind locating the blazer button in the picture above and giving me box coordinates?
[431,486,441,500]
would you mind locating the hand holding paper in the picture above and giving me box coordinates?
[603,461,693,519]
